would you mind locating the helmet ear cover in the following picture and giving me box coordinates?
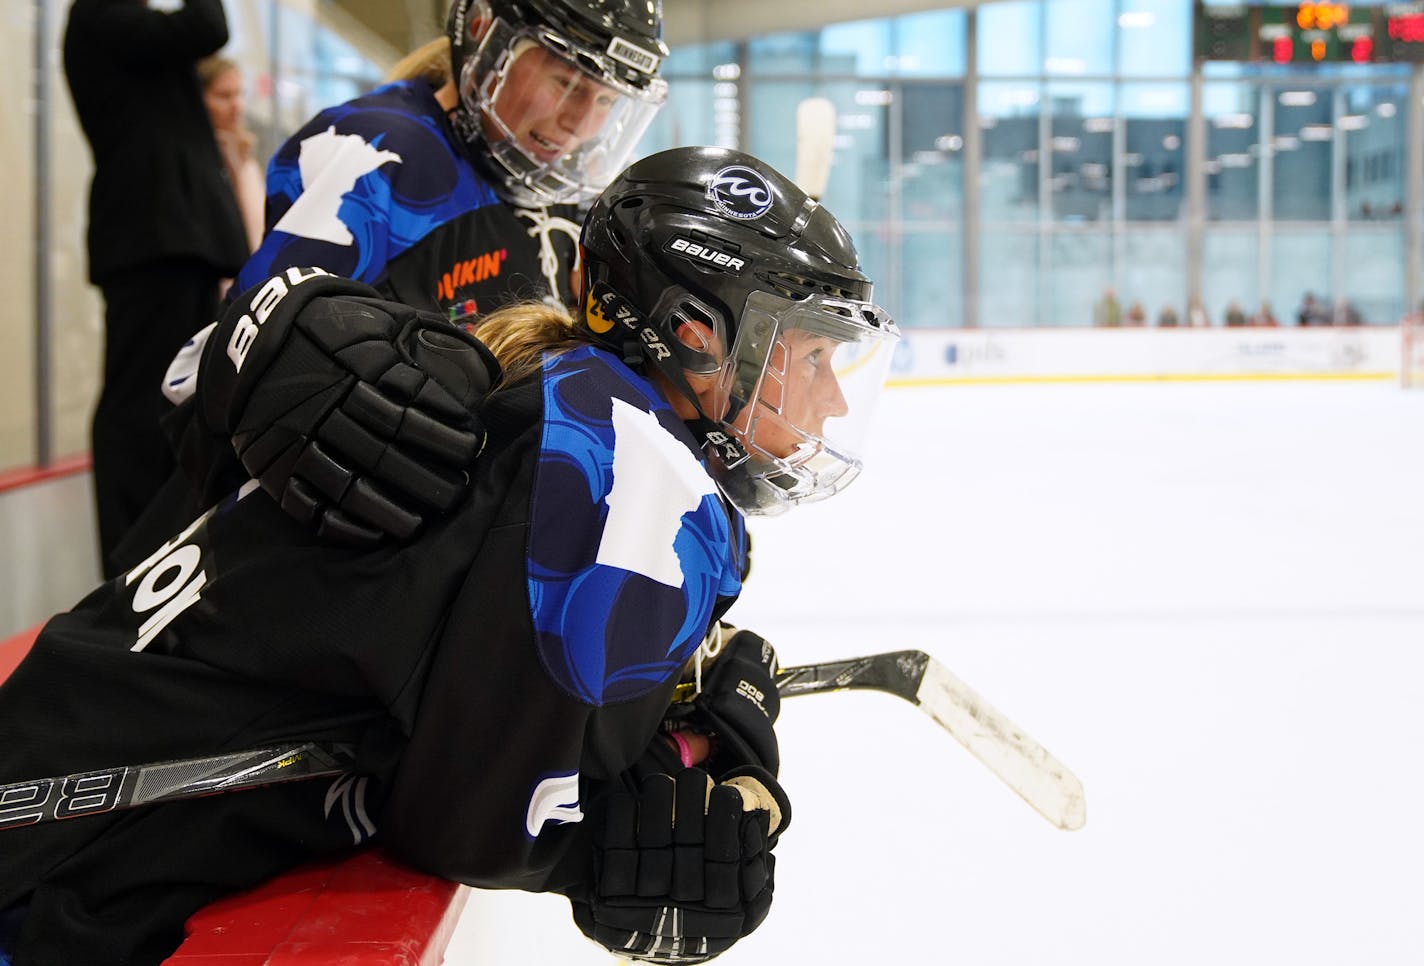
[651,290,727,376]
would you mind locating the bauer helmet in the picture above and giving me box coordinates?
[446,0,668,205]
[579,146,900,516]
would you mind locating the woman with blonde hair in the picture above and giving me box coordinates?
[198,54,264,256]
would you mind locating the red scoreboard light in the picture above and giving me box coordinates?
[1196,2,1424,62]
[1381,6,1424,58]
[1387,11,1424,42]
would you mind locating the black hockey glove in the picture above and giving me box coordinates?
[668,628,782,779]
[570,767,790,964]
[198,271,499,546]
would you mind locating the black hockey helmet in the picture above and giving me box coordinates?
[579,146,900,515]
[445,0,668,205]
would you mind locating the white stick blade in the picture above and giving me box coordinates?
[916,659,1087,830]
[794,97,837,199]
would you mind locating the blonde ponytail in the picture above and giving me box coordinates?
[472,302,590,385]
[385,37,452,86]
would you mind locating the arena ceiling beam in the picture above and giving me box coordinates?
[663,0,976,45]
[321,0,978,60]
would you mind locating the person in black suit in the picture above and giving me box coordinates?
[63,0,249,577]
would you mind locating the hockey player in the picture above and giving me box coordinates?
[0,147,898,965]
[234,0,667,310]
[110,0,670,571]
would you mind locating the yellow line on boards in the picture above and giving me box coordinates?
[887,371,1397,388]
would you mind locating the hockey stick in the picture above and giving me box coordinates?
[675,649,1084,829]
[773,651,1086,831]
[2,656,1084,832]
[0,741,356,830]
[794,96,837,201]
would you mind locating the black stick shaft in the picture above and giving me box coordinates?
[774,650,930,699]
[0,742,356,830]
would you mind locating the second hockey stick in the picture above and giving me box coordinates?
[793,96,837,201]
[0,741,356,830]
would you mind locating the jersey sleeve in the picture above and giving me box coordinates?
[233,105,398,291]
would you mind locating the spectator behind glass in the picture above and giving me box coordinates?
[1333,297,1363,326]
[1125,301,1146,327]
[1296,291,1330,326]
[62,0,249,578]
[198,54,264,258]
[1157,303,1180,327]
[1093,287,1122,327]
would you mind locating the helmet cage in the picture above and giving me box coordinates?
[701,290,899,516]
[453,15,667,205]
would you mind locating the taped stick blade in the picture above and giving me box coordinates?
[795,96,836,200]
[915,658,1087,830]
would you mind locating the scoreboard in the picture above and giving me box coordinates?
[1195,2,1424,62]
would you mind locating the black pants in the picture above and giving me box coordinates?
[93,259,221,578]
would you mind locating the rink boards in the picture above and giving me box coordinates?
[886,323,1402,384]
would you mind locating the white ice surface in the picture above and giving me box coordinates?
[445,380,1424,965]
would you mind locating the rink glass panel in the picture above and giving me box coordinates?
[13,1,1424,472]
[1203,227,1262,325]
[1123,227,1190,325]
[653,5,1423,330]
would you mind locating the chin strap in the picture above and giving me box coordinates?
[590,282,751,469]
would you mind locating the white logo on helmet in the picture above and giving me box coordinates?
[607,36,661,74]
[707,165,774,221]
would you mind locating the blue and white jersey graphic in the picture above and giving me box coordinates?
[234,81,501,293]
[529,348,742,706]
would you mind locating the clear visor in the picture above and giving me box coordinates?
[704,291,900,516]
[462,21,668,204]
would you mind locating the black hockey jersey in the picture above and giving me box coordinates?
[0,345,745,964]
